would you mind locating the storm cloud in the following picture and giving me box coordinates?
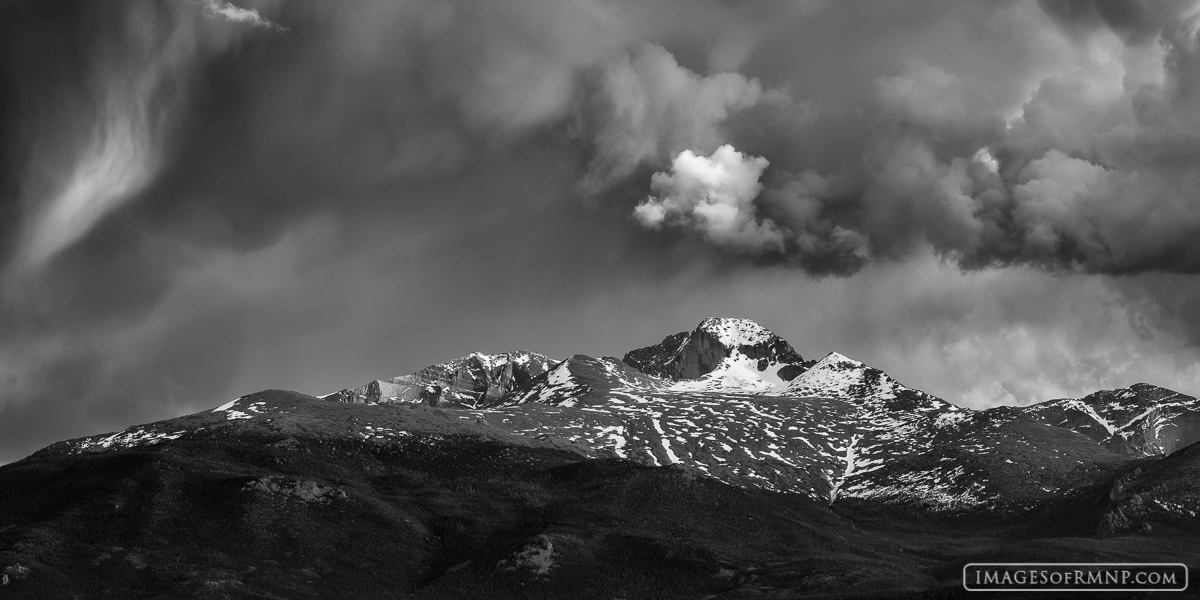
[3,0,1200,462]
[618,3,1200,276]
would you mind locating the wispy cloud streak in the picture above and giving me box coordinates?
[197,0,288,32]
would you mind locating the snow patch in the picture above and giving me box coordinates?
[698,317,776,347]
[72,428,187,454]
[1067,399,1117,435]
[828,434,860,501]
[668,353,784,392]
[934,411,970,430]
[498,535,558,576]
[212,398,242,412]
[651,418,680,464]
[596,425,627,458]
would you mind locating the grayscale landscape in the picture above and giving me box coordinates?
[4,1,1200,598]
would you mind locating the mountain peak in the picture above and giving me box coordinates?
[695,317,778,347]
[782,351,890,399]
[622,317,811,387]
[780,350,955,413]
[815,351,858,367]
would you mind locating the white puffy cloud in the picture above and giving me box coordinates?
[634,145,783,252]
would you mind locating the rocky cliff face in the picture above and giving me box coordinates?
[496,354,666,408]
[1114,406,1200,456]
[622,331,690,377]
[325,351,555,408]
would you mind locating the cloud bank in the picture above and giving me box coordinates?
[623,4,1200,277]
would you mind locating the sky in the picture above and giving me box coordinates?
[3,0,1200,463]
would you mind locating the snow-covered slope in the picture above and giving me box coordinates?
[1016,383,1200,456]
[667,354,793,392]
[496,354,667,408]
[778,352,956,412]
[56,317,1200,516]
[306,319,1121,510]
[302,319,1199,511]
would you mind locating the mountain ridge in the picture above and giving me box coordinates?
[6,317,1200,598]
[44,317,1200,512]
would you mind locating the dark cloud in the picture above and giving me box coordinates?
[1039,0,1191,44]
[572,41,792,194]
[4,0,1200,462]
[615,1,1200,279]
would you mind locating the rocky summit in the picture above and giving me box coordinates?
[3,317,1200,599]
[622,317,813,385]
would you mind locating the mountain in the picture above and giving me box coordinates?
[1018,383,1200,456]
[623,317,813,391]
[310,332,1147,512]
[3,317,1200,598]
[44,318,1199,511]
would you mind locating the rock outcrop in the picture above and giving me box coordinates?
[325,351,556,408]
